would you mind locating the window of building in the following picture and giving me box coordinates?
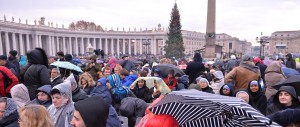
[229,42,232,50]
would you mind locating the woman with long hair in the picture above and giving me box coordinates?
[19,105,54,127]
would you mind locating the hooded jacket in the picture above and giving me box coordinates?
[66,74,88,102]
[176,75,189,90]
[266,86,300,115]
[48,81,74,127]
[247,80,267,115]
[198,78,214,94]
[10,84,30,110]
[23,48,51,100]
[28,85,52,108]
[51,75,64,87]
[0,66,19,97]
[219,83,235,97]
[74,96,109,127]
[19,55,27,68]
[185,60,205,84]
[285,53,296,69]
[265,61,286,99]
[122,74,138,87]
[211,71,224,94]
[131,80,151,103]
[0,98,19,127]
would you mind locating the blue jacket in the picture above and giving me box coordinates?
[122,74,138,87]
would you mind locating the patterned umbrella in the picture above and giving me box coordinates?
[150,90,280,127]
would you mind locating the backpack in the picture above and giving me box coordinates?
[110,74,130,101]
[0,70,12,96]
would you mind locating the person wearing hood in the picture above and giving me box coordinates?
[48,80,74,127]
[247,80,267,115]
[79,72,95,95]
[71,96,109,127]
[210,70,224,94]
[28,85,52,108]
[67,74,88,102]
[185,52,205,84]
[19,55,27,68]
[86,55,102,81]
[285,53,296,69]
[267,109,300,127]
[23,48,51,100]
[91,78,122,127]
[197,78,214,94]
[10,84,30,110]
[107,57,117,72]
[0,97,19,127]
[219,83,235,97]
[266,86,300,115]
[176,75,189,90]
[225,54,261,91]
[152,68,163,79]
[265,61,286,100]
[50,68,64,87]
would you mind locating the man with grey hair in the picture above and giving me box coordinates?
[50,68,63,87]
[225,54,260,91]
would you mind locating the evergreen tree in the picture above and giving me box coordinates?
[164,3,185,58]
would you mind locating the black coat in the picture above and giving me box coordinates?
[24,64,51,100]
[201,86,215,94]
[51,76,64,87]
[72,87,88,102]
[248,84,267,115]
[0,111,19,127]
[256,63,267,82]
[8,56,20,75]
[131,84,151,103]
[82,86,94,95]
[185,61,205,84]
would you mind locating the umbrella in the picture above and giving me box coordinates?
[150,90,280,127]
[282,67,299,77]
[272,74,300,96]
[129,77,171,94]
[51,61,83,73]
[152,64,185,78]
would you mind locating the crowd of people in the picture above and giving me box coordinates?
[0,48,300,127]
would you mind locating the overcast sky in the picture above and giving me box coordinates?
[1,0,300,46]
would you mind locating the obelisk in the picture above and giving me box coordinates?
[204,0,217,58]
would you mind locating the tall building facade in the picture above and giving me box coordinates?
[267,30,300,55]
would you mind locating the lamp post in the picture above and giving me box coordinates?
[256,32,269,58]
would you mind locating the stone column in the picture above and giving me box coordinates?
[5,32,10,55]
[134,39,137,55]
[128,39,131,55]
[38,35,42,48]
[123,38,126,54]
[153,38,157,55]
[19,34,24,55]
[99,38,102,50]
[80,37,84,55]
[26,34,30,52]
[93,38,96,49]
[117,38,120,56]
[105,38,108,54]
[63,37,66,54]
[0,32,3,55]
[35,34,39,48]
[12,33,17,50]
[140,38,143,55]
[69,37,72,54]
[56,36,60,53]
[111,38,114,55]
[48,36,52,56]
[75,37,78,56]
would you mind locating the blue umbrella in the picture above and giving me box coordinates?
[282,67,299,77]
[51,61,83,73]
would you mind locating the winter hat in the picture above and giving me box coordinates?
[242,54,253,61]
[64,54,73,61]
[145,114,179,127]
[10,84,31,109]
[253,57,262,64]
[0,55,7,60]
[74,96,109,127]
[249,80,259,87]
[9,50,18,57]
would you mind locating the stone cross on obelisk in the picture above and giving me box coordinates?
[204,0,217,58]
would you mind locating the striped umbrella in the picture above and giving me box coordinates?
[150,90,280,127]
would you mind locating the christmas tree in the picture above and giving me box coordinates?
[164,3,185,58]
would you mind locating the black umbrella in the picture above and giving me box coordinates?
[152,64,185,78]
[272,74,300,96]
[150,90,280,127]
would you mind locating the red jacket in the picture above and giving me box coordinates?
[163,77,177,90]
[0,66,19,97]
